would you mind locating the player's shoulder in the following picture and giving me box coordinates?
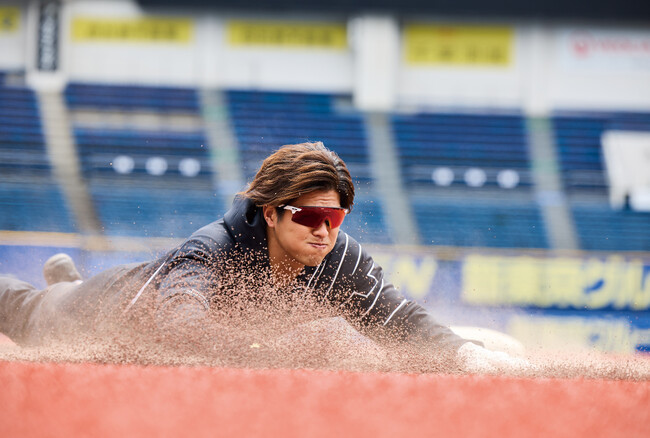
[181,218,233,253]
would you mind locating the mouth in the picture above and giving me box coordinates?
[308,242,329,250]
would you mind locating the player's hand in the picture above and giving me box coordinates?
[457,342,538,376]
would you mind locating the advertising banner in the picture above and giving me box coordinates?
[0,6,19,33]
[403,24,513,67]
[71,17,194,43]
[227,20,347,49]
[507,313,650,354]
[558,29,650,71]
[462,254,650,311]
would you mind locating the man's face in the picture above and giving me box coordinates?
[264,189,343,272]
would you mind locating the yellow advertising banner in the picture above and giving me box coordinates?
[228,20,347,49]
[462,254,650,310]
[371,252,438,299]
[404,24,513,66]
[0,7,20,33]
[71,17,193,43]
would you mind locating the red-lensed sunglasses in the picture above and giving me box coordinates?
[279,205,349,229]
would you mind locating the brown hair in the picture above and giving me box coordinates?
[240,142,355,210]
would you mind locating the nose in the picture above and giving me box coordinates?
[312,221,329,237]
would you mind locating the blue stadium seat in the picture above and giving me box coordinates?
[65,82,200,112]
[64,82,223,237]
[90,184,221,238]
[0,88,45,154]
[571,204,650,252]
[412,196,548,249]
[392,112,532,189]
[552,111,650,251]
[0,77,75,233]
[342,195,392,245]
[552,111,650,193]
[0,182,75,233]
[226,90,372,186]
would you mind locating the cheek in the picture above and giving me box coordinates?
[282,221,309,246]
[328,228,340,246]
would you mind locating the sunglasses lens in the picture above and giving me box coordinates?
[323,209,346,228]
[291,207,346,228]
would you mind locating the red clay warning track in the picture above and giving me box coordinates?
[1,360,648,438]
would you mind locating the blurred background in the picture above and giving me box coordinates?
[0,0,648,354]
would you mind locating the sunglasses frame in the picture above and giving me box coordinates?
[279,204,349,228]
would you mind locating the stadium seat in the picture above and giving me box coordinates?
[64,82,223,237]
[392,112,532,189]
[0,74,75,233]
[412,196,548,249]
[226,90,372,185]
[552,111,650,251]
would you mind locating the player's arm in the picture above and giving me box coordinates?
[152,238,220,345]
[336,237,536,374]
[336,240,467,352]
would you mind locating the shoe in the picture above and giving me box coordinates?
[43,253,82,286]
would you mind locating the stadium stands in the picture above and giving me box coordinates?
[227,90,372,185]
[65,83,201,113]
[571,203,650,252]
[2,77,646,251]
[73,128,210,177]
[412,195,548,249]
[552,111,650,193]
[90,185,221,238]
[341,194,392,245]
[64,82,223,238]
[392,112,532,189]
[553,111,650,251]
[391,111,547,248]
[0,73,76,233]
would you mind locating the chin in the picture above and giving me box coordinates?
[295,246,332,267]
[299,254,327,267]
[303,258,325,267]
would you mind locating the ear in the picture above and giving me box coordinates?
[262,205,277,228]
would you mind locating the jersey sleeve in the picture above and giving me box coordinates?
[158,238,219,306]
[152,236,224,340]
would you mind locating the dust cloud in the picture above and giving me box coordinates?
[1,322,649,381]
[0,261,649,381]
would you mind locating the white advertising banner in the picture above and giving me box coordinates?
[559,29,650,71]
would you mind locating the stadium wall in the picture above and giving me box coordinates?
[3,1,649,111]
[62,1,353,91]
